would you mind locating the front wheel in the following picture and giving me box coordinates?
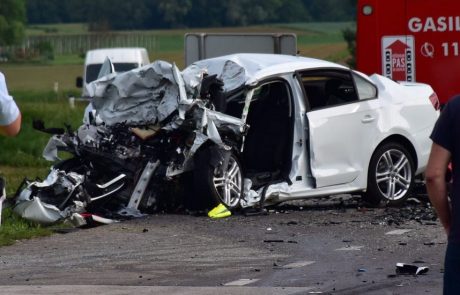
[364,142,415,206]
[193,147,243,210]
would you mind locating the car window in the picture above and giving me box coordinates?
[86,62,139,84]
[352,72,378,100]
[299,70,359,110]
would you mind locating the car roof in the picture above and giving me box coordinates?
[186,53,348,92]
[85,48,149,64]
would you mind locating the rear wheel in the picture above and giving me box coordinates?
[364,142,414,206]
[193,147,243,210]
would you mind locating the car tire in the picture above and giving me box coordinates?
[193,147,243,210]
[364,142,415,206]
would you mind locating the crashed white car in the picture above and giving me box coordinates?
[189,53,440,207]
[14,53,439,224]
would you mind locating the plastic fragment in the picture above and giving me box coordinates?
[208,203,231,219]
[395,263,429,275]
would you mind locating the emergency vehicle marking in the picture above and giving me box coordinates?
[421,42,435,58]
[408,16,460,32]
[357,0,460,104]
[382,36,415,82]
[442,42,459,57]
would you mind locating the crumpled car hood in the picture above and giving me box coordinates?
[13,58,253,226]
[85,57,252,127]
[85,61,199,126]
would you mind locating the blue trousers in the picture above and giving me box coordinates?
[444,242,460,294]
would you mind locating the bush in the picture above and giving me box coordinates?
[35,40,54,61]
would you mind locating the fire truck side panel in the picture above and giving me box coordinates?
[357,0,460,104]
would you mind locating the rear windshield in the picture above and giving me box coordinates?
[86,63,139,83]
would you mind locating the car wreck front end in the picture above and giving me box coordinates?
[13,60,250,225]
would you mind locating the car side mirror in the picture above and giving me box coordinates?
[76,77,83,88]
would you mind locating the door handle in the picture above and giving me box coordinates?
[361,115,375,123]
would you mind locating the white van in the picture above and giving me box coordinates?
[77,47,150,95]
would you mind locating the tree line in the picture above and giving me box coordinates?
[0,0,27,45]
[27,0,356,30]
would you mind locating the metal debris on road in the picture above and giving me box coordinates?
[395,263,429,275]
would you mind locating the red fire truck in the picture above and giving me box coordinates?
[356,0,460,104]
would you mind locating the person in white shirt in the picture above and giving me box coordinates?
[0,72,21,136]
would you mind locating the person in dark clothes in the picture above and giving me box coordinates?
[426,95,460,295]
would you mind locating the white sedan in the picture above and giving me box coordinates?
[14,54,440,225]
[187,53,440,207]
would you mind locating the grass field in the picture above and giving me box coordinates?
[0,22,353,246]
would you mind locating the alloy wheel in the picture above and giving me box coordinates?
[375,148,412,201]
[212,156,242,208]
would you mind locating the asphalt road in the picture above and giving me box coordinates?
[0,196,446,294]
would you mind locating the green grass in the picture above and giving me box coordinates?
[0,208,54,246]
[52,54,85,65]
[27,23,89,35]
[277,22,355,33]
[1,64,83,91]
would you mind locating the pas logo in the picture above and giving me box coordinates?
[382,36,415,82]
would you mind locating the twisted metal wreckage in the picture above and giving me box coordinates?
[13,59,268,226]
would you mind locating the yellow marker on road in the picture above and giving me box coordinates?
[208,203,231,219]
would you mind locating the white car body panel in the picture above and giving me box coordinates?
[307,99,380,187]
[188,54,439,204]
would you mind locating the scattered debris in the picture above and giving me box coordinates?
[385,229,412,235]
[281,261,316,269]
[243,207,268,216]
[335,245,364,251]
[406,197,421,204]
[208,203,231,219]
[52,228,79,234]
[377,204,437,226]
[264,239,284,243]
[395,263,429,275]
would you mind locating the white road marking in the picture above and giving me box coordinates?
[335,245,364,251]
[282,261,316,269]
[385,229,412,235]
[224,278,260,286]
